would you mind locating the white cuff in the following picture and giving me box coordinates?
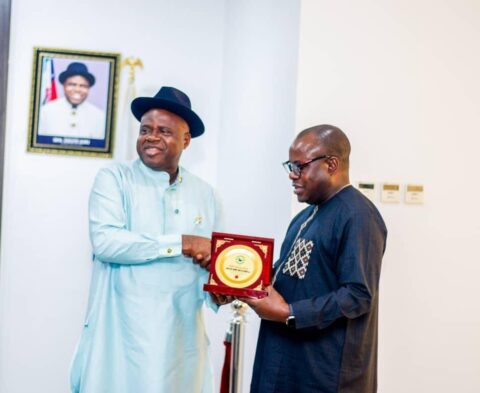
[158,234,182,257]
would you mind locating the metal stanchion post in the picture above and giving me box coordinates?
[229,300,247,393]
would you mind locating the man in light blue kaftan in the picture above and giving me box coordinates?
[70,86,224,393]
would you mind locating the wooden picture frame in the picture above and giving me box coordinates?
[27,47,121,158]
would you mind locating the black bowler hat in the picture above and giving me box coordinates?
[131,86,205,138]
[59,62,96,86]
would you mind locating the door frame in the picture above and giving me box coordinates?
[0,0,11,246]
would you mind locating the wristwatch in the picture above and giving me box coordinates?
[285,315,296,329]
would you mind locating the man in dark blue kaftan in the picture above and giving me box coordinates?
[242,125,387,393]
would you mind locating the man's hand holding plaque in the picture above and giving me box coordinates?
[203,232,274,299]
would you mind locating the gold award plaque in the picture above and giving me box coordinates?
[215,245,263,288]
[204,232,274,298]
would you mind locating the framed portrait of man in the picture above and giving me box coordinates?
[27,47,121,157]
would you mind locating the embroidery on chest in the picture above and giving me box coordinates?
[282,238,314,279]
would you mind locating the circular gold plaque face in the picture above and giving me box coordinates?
[215,244,262,288]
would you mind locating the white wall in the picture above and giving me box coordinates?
[0,1,301,393]
[0,1,225,392]
[296,1,480,392]
[208,1,301,392]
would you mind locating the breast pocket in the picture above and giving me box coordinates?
[282,238,314,279]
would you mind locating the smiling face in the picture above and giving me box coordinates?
[136,109,191,177]
[288,132,336,205]
[63,75,90,106]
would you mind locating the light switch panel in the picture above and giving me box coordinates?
[405,184,424,204]
[381,183,401,203]
[357,182,376,201]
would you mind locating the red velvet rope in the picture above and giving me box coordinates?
[219,340,232,393]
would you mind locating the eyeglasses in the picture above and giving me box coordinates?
[282,155,331,177]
